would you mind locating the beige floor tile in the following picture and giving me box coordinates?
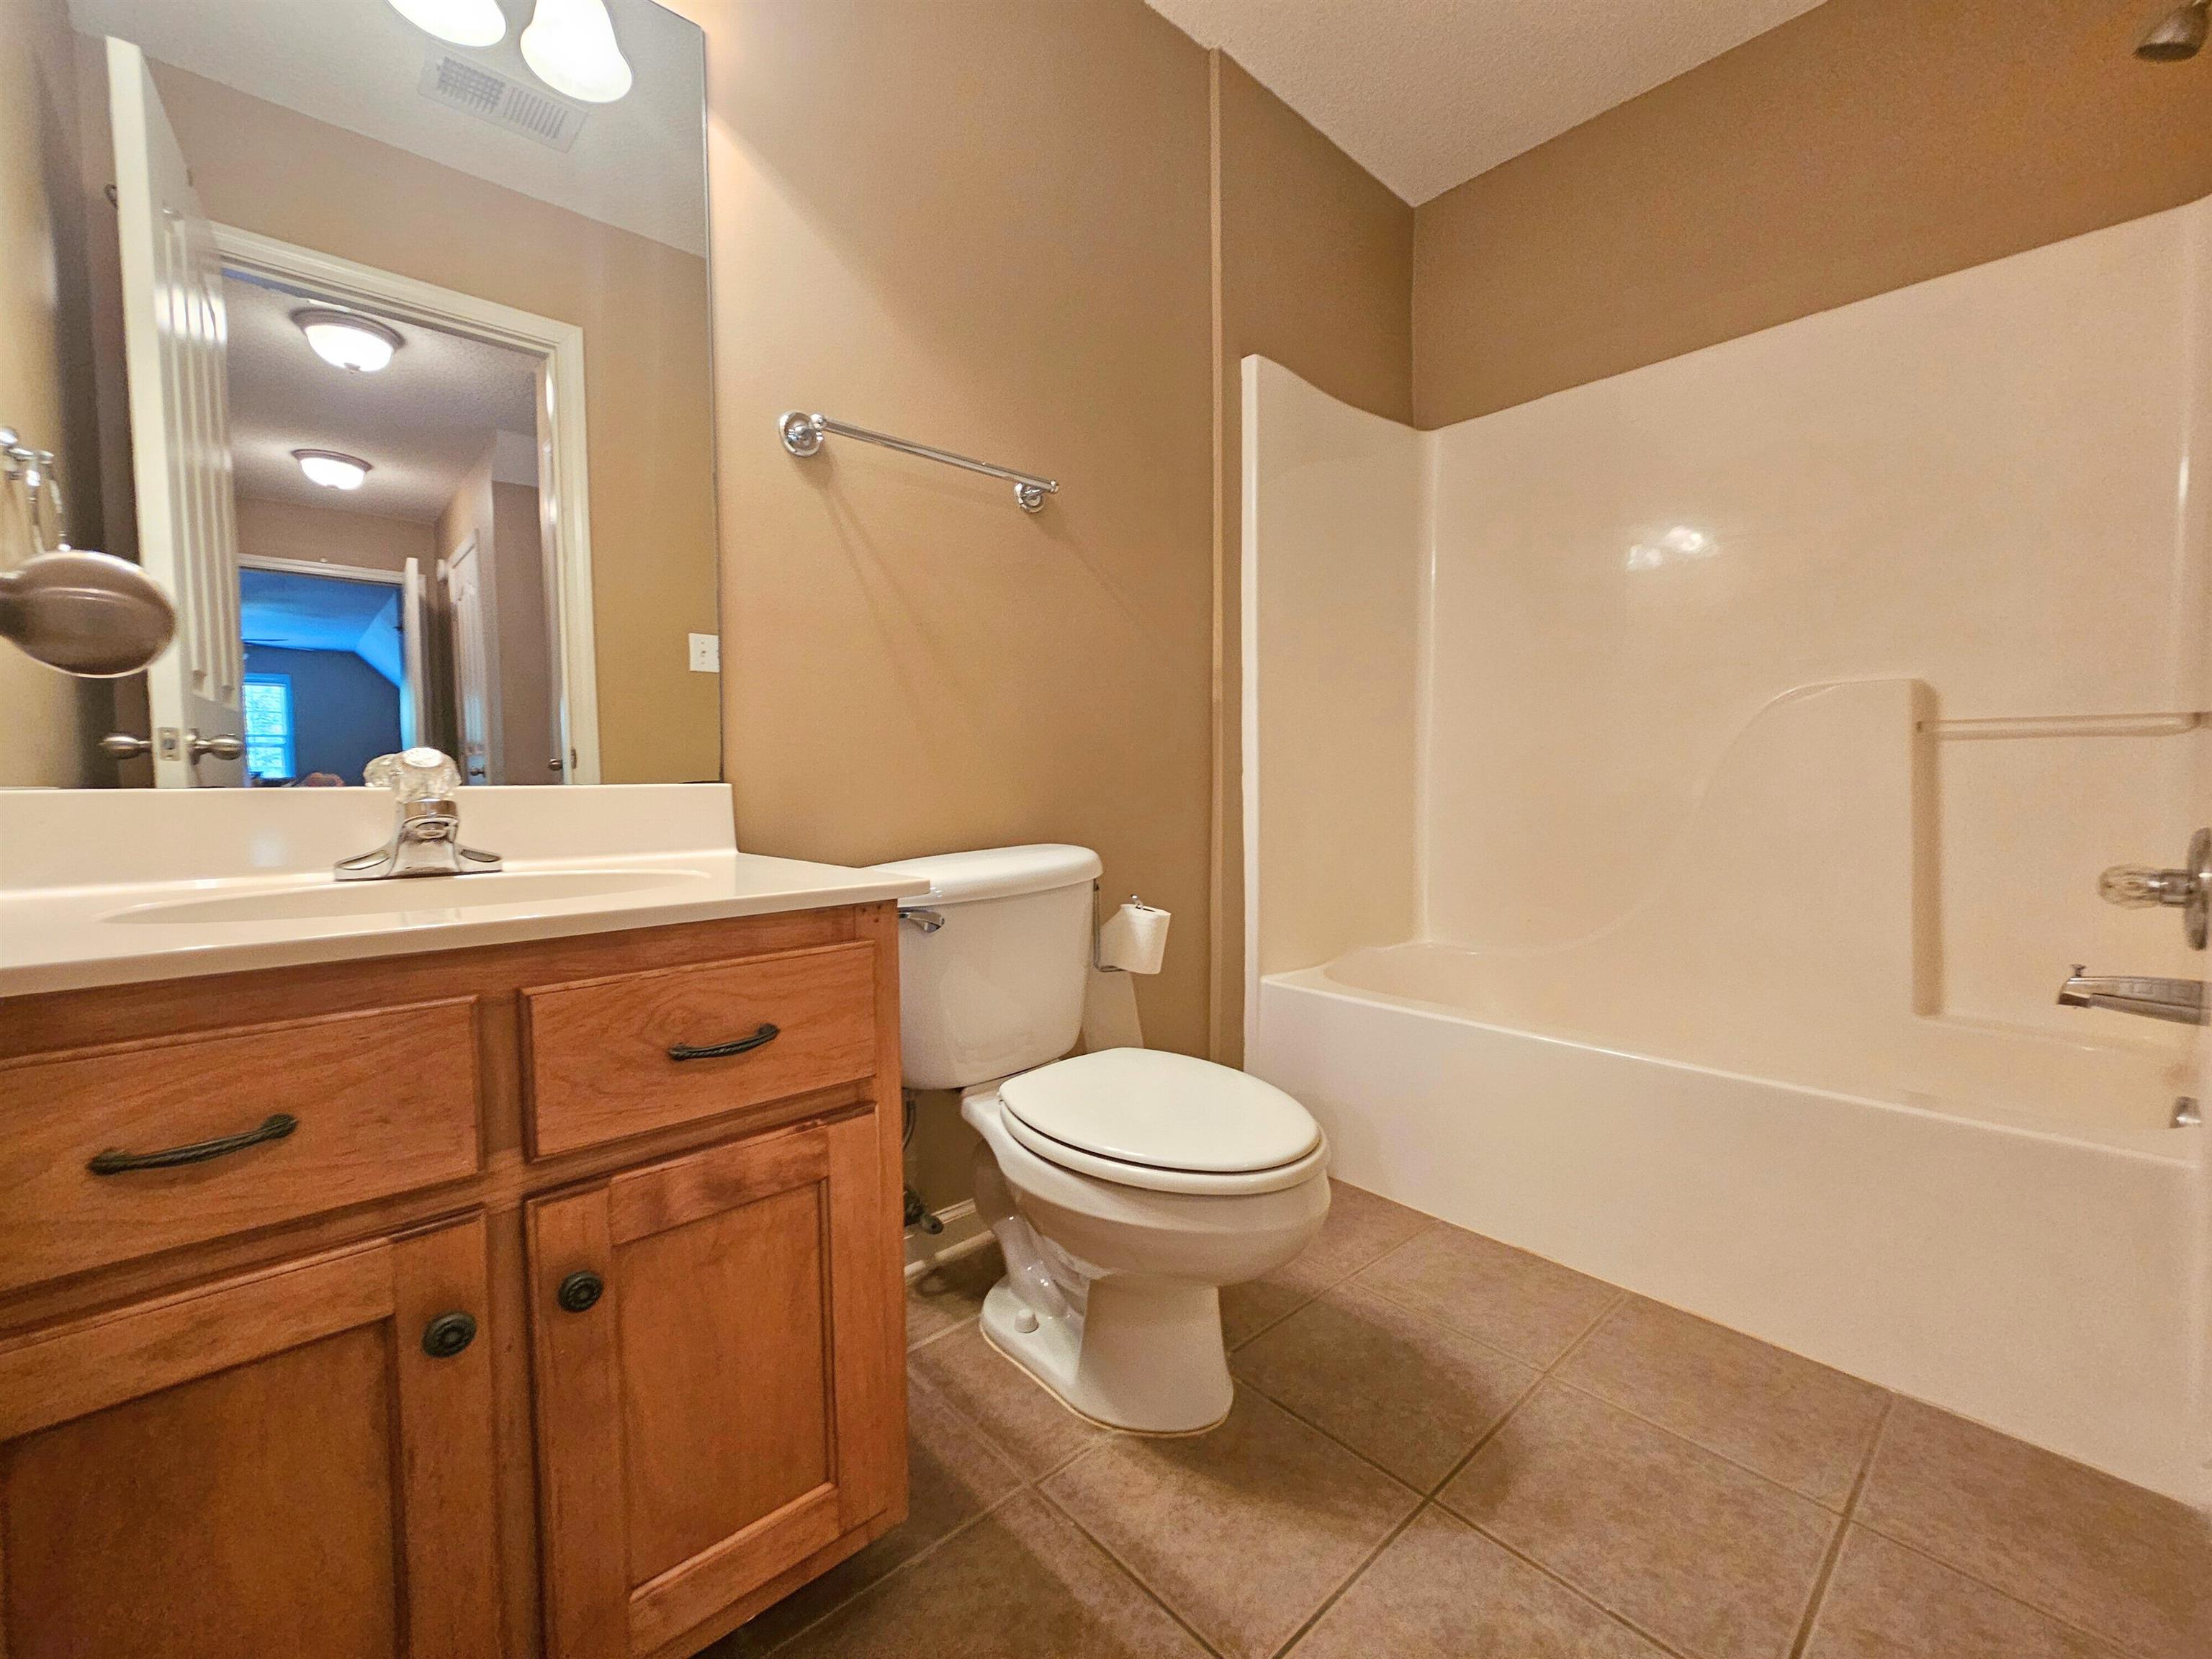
[768,1491,1210,1659]
[1289,1505,1672,1658]
[905,1239,1005,1348]
[1558,1296,1888,1505]
[1856,1400,2212,1659]
[718,1372,1025,1653]
[1231,1282,1538,1489]
[1354,1225,1617,1366]
[1043,1386,1420,1659]
[1220,1179,1433,1348]
[909,1321,1111,1479]
[1802,1527,2122,1659]
[1440,1380,1836,1659]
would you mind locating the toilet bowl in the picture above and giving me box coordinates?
[881,844,1331,1433]
[962,1049,1331,1432]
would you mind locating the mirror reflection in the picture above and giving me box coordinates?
[4,0,719,788]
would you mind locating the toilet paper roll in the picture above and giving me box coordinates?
[1097,898,1170,975]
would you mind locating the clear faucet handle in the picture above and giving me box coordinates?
[364,747,462,800]
[2098,863,2193,908]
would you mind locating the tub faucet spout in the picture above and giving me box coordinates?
[2055,966,2206,1025]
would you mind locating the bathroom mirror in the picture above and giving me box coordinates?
[6,0,719,788]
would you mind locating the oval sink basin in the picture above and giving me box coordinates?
[108,868,706,926]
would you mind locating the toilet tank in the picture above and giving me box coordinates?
[878,844,1103,1089]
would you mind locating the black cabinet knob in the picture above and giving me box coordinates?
[422,1310,477,1359]
[557,1269,604,1313]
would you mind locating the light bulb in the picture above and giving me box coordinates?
[294,310,403,374]
[387,0,507,49]
[295,450,372,491]
[521,0,633,103]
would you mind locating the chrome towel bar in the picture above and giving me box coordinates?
[778,410,1059,513]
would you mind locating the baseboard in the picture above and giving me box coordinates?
[903,1200,993,1279]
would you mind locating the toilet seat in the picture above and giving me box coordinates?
[997,1049,1328,1196]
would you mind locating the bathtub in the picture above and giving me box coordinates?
[1252,944,2205,1503]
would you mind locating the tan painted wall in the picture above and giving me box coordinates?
[0,0,107,787]
[1411,0,2212,427]
[687,0,1218,1053]
[235,495,433,576]
[138,63,721,784]
[1210,54,1413,1062]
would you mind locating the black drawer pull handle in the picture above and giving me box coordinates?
[667,1022,780,1063]
[422,1311,478,1359]
[87,1112,298,1175]
[557,1270,604,1313]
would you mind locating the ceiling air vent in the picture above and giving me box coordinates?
[417,54,586,152]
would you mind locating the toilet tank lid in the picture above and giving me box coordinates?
[874,844,1102,905]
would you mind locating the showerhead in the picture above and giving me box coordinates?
[2136,0,2208,61]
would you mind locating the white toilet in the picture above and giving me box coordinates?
[888,844,1331,1434]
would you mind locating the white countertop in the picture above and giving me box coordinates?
[0,785,927,997]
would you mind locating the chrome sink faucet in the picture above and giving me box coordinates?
[335,748,503,881]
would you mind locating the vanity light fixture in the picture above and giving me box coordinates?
[294,450,373,492]
[293,309,404,374]
[387,0,508,49]
[520,0,634,104]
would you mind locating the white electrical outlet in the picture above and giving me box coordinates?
[688,632,720,673]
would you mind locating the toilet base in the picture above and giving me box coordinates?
[978,1277,1234,1435]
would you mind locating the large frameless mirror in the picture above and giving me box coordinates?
[4,0,719,788]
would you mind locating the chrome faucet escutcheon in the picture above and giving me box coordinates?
[335,747,503,881]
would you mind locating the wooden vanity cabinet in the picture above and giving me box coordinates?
[529,1114,901,1659]
[0,1216,502,1659]
[0,903,909,1659]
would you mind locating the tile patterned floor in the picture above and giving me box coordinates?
[708,1180,2211,1659]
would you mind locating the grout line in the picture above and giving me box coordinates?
[1222,1382,1432,1499]
[1540,1369,1881,1513]
[904,1309,981,1356]
[1784,1394,1892,1659]
[753,1483,1033,1655]
[1031,1483,1229,1658]
[1457,1516,1700,1659]
[1843,1517,2153,1659]
[1226,1210,1444,1354]
[1387,1289,1626,1510]
[1419,1366,1548,1502]
[1262,1501,1428,1659]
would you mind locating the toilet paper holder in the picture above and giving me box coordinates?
[1092,884,1166,974]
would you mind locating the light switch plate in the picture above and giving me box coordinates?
[688,632,720,673]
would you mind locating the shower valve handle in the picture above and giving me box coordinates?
[2095,829,2211,949]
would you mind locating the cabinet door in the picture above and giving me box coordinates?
[0,1217,500,1659]
[529,1114,902,1659]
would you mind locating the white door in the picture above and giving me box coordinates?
[400,556,429,750]
[107,37,243,788]
[442,541,495,786]
[534,361,568,781]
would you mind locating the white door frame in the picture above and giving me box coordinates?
[238,553,403,587]
[210,223,602,783]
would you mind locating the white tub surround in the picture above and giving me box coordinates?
[0,784,927,995]
[1241,192,2212,1504]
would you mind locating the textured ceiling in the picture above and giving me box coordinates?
[225,272,539,522]
[1147,0,1827,204]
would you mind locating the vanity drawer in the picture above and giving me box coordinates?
[521,941,878,1156]
[0,999,482,1292]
